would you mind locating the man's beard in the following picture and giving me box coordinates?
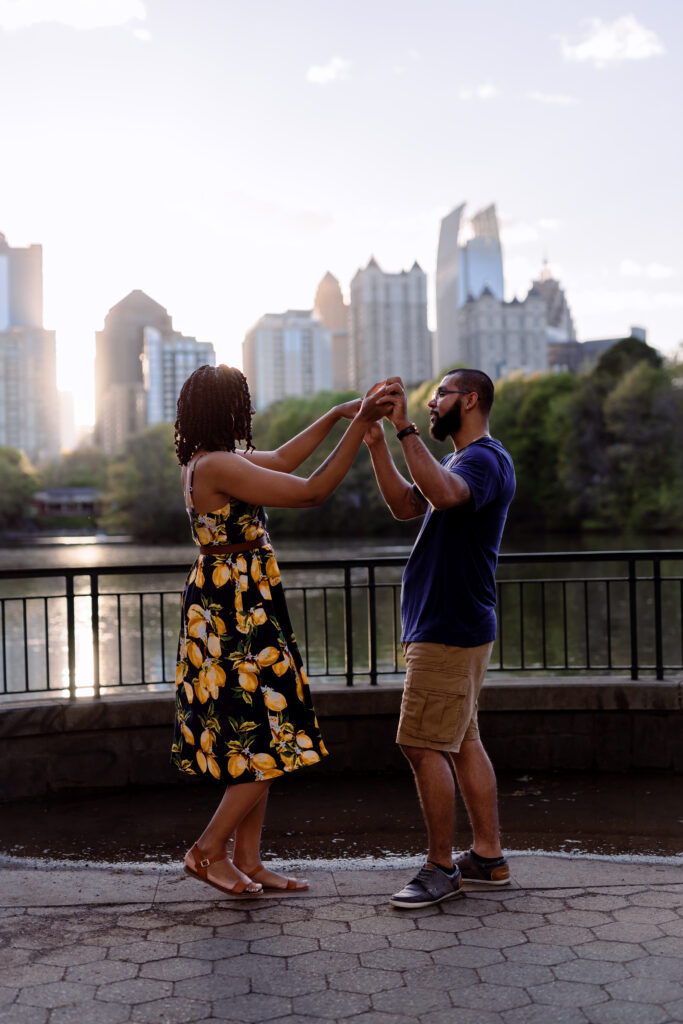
[430,399,462,441]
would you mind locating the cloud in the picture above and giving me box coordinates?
[560,15,665,68]
[0,0,146,32]
[306,56,351,85]
[579,287,683,315]
[528,91,578,106]
[458,83,499,101]
[620,259,678,280]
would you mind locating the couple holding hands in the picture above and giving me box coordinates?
[172,363,515,909]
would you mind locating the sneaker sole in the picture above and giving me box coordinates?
[460,876,511,887]
[390,888,465,909]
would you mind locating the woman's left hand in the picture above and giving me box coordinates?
[335,398,362,419]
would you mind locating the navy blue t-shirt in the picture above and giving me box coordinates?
[401,437,516,648]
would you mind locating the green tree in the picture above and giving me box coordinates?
[0,447,37,530]
[595,336,662,380]
[40,447,110,490]
[102,424,187,542]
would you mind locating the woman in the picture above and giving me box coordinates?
[172,364,389,896]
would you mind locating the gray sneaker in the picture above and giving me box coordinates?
[455,849,511,886]
[390,863,464,909]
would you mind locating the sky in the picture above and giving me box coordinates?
[0,0,681,426]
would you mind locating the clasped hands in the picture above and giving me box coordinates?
[358,377,408,445]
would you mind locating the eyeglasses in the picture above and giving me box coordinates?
[430,387,474,402]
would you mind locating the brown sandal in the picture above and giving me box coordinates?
[184,844,263,896]
[249,864,309,891]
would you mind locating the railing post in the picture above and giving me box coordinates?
[628,557,639,681]
[368,565,377,686]
[653,557,663,680]
[90,573,101,698]
[66,574,76,699]
[343,565,353,686]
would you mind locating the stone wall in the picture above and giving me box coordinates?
[1,677,680,801]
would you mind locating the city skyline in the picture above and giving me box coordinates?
[0,0,680,426]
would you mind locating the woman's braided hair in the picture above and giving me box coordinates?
[174,364,254,465]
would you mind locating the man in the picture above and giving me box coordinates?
[364,368,515,908]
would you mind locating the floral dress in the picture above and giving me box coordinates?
[171,460,328,783]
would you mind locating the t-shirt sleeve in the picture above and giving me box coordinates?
[448,447,507,510]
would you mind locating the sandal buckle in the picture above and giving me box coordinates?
[199,857,211,868]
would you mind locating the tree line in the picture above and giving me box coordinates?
[2,338,682,542]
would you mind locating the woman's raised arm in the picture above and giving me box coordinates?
[241,399,361,473]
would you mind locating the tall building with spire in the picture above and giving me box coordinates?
[349,257,431,392]
[313,272,350,390]
[435,203,504,374]
[0,233,59,463]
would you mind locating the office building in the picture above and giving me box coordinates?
[435,203,504,373]
[243,310,332,411]
[0,233,59,463]
[349,257,431,392]
[529,261,576,344]
[456,287,548,382]
[142,328,215,426]
[313,272,350,391]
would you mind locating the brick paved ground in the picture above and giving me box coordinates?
[1,857,682,1024]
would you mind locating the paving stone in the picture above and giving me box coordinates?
[37,944,106,967]
[265,1017,337,1024]
[251,969,327,997]
[554,958,629,984]
[524,923,595,945]
[65,960,139,984]
[1,965,64,988]
[631,892,683,908]
[0,988,17,1007]
[459,926,527,949]
[138,956,212,981]
[527,980,609,1006]
[50,1002,131,1024]
[360,947,432,971]
[583,1002,671,1024]
[432,944,504,967]
[107,940,177,964]
[503,1006,589,1024]
[665,998,683,1020]
[174,972,251,1000]
[187,908,247,927]
[606,976,683,1004]
[483,912,546,930]
[642,935,683,957]
[287,948,359,974]
[574,939,645,962]
[628,955,683,979]
[295,988,371,1018]
[503,942,576,965]
[502,895,567,914]
[216,992,291,1022]
[88,928,143,947]
[351,915,417,935]
[0,1009,47,1024]
[449,981,531,1011]
[545,910,613,928]
[478,961,555,987]
[115,912,173,930]
[178,936,248,960]
[2,947,32,967]
[424,1010,505,1024]
[662,918,683,937]
[318,931,388,954]
[312,904,375,921]
[131,995,212,1022]
[148,924,213,943]
[216,922,283,941]
[344,1014,420,1024]
[284,918,348,938]
[593,921,663,942]
[213,953,285,978]
[615,906,678,924]
[16,980,96,1008]
[249,934,319,957]
[386,929,459,952]
[248,906,311,924]
[328,967,404,995]
[371,984,451,1015]
[97,977,173,1004]
[415,913,481,933]
[567,895,629,912]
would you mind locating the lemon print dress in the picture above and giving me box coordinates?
[171,461,328,783]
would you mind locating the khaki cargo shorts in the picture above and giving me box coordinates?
[397,640,494,753]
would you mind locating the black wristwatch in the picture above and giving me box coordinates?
[396,423,419,440]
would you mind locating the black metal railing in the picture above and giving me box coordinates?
[0,550,681,700]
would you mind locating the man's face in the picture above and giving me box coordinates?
[428,377,465,441]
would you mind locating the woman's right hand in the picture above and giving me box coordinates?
[364,421,385,448]
[335,398,362,420]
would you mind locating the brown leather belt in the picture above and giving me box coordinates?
[199,539,267,555]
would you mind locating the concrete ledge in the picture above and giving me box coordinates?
[1,677,681,800]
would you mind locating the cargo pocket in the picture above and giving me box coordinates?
[400,687,466,745]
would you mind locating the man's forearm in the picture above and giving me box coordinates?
[368,437,426,520]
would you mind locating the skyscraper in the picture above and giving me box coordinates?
[435,203,504,373]
[0,233,59,463]
[142,328,215,426]
[242,310,332,411]
[313,272,350,391]
[349,257,431,392]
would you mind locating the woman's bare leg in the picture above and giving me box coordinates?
[185,779,272,888]
[232,787,308,889]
